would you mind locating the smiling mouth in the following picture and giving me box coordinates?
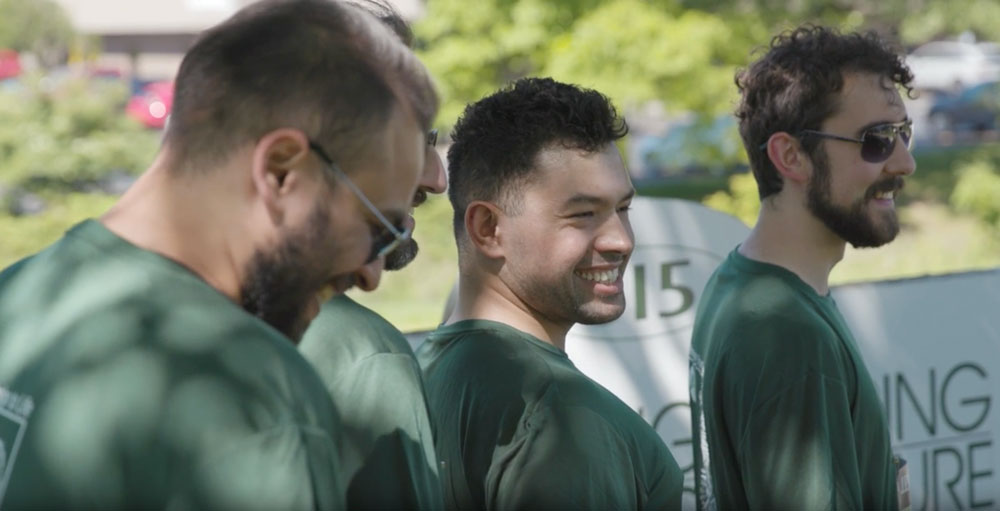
[574,267,621,284]
[870,177,904,202]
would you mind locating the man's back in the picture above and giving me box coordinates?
[0,220,344,509]
[689,249,898,510]
[299,294,442,509]
[419,319,682,510]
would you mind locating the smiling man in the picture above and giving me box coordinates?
[418,77,683,509]
[689,26,915,510]
[0,0,437,508]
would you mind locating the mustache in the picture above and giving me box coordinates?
[584,254,629,267]
[411,188,428,208]
[866,176,905,199]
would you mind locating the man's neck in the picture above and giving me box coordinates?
[447,273,572,351]
[740,200,846,296]
[100,155,248,302]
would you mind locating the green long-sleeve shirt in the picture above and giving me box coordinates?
[689,249,898,511]
[419,319,683,510]
[0,220,344,510]
[299,295,442,510]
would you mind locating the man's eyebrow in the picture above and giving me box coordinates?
[855,116,911,137]
[562,188,636,207]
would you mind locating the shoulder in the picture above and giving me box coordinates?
[418,323,563,410]
[419,323,549,371]
[307,296,404,342]
[300,296,412,366]
[697,267,840,362]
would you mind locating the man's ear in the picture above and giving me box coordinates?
[764,132,811,185]
[250,128,313,222]
[465,201,505,259]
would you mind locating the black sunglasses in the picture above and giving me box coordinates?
[797,119,913,164]
[427,128,438,147]
[308,141,412,263]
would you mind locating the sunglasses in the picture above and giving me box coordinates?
[427,128,438,147]
[308,141,412,263]
[797,119,913,164]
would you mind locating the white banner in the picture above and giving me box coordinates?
[565,197,1000,511]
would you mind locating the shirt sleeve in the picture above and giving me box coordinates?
[484,385,679,510]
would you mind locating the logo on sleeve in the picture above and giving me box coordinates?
[0,386,34,504]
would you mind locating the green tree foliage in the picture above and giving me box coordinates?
[702,172,760,226]
[899,0,1000,44]
[543,2,757,116]
[0,192,117,268]
[0,0,75,68]
[0,74,159,190]
[417,0,771,126]
[416,0,988,132]
[950,156,1000,230]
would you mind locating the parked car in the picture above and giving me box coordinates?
[126,80,173,129]
[635,115,744,178]
[0,49,21,80]
[906,41,1000,92]
[928,81,1000,132]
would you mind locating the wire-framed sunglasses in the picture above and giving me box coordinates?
[308,141,412,263]
[797,119,913,164]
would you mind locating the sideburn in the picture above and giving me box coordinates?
[240,201,333,341]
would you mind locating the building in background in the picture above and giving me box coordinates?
[52,0,424,80]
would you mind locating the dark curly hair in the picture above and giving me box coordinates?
[736,25,914,199]
[447,77,628,236]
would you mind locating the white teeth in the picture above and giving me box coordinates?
[575,267,620,284]
[874,190,894,200]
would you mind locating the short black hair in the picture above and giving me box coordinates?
[736,25,914,199]
[164,0,437,173]
[447,77,628,236]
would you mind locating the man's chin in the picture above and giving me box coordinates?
[384,238,418,271]
[574,301,627,325]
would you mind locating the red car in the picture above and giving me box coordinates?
[0,49,21,80]
[126,80,174,129]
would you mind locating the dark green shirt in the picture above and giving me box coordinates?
[418,319,683,510]
[689,249,898,511]
[0,220,344,510]
[299,294,442,510]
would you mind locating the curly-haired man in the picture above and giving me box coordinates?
[418,77,683,509]
[689,25,915,510]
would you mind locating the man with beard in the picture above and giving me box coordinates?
[418,77,683,509]
[0,0,438,509]
[688,26,915,511]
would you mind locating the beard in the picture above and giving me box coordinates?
[506,256,629,329]
[806,147,904,249]
[240,202,332,342]
[385,188,431,271]
[384,238,418,271]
